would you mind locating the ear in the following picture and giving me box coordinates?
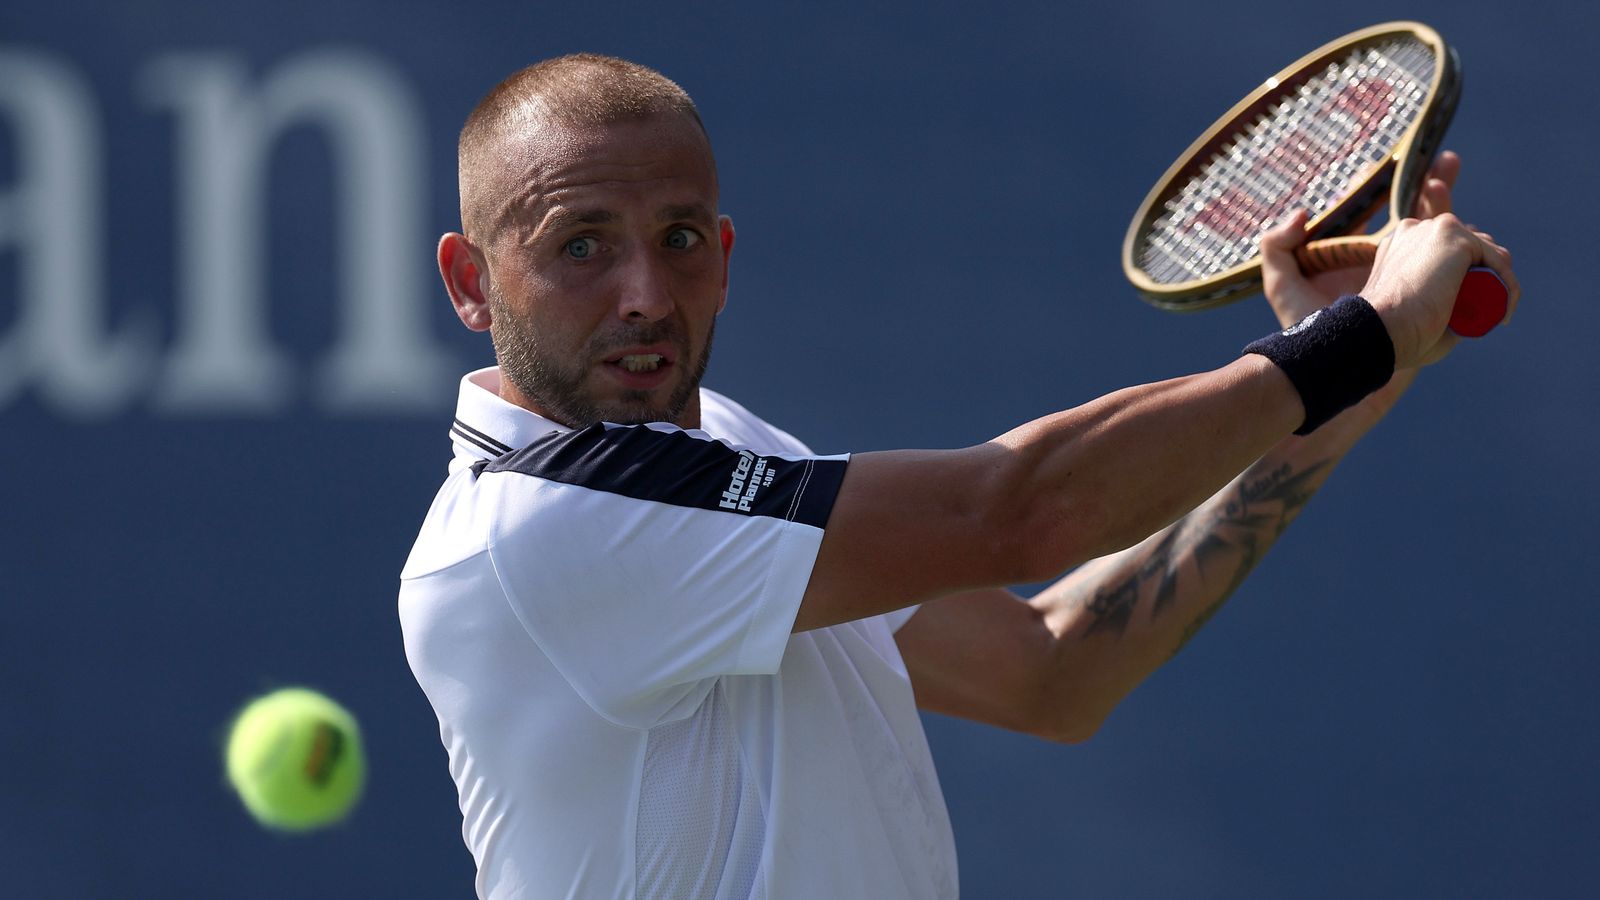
[717,215,736,314]
[439,232,492,332]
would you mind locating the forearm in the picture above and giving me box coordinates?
[1026,373,1412,739]
[986,354,1303,579]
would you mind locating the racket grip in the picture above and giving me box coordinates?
[1450,267,1508,338]
[1295,236,1376,274]
[1298,236,1507,337]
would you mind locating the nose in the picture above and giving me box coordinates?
[616,252,675,322]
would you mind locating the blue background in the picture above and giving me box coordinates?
[3,1,1595,896]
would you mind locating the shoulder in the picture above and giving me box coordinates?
[699,387,815,456]
[479,422,843,528]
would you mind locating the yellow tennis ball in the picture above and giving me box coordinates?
[225,687,366,832]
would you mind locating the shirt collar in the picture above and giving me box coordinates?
[447,367,564,466]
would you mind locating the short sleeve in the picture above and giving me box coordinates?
[479,422,848,729]
[879,606,922,633]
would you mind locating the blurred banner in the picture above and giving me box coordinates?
[0,47,453,418]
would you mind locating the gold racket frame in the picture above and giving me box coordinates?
[1121,21,1452,311]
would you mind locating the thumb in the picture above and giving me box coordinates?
[1259,209,1310,298]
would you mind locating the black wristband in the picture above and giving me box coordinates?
[1243,294,1395,435]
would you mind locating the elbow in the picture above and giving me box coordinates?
[1045,719,1101,745]
[1023,645,1127,745]
[1033,703,1107,745]
[1020,666,1113,745]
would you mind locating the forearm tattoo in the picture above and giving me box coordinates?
[1076,459,1332,656]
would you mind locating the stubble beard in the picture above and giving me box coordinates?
[489,294,714,429]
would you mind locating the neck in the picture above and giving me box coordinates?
[495,370,702,430]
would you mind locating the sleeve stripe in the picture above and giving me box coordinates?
[785,460,812,523]
[481,423,847,528]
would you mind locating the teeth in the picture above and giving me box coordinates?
[619,354,663,373]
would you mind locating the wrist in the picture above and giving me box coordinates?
[1243,295,1396,435]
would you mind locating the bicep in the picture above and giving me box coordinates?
[794,445,1040,632]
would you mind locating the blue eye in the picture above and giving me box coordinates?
[565,237,599,259]
[665,228,701,250]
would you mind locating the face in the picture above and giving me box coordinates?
[468,113,732,429]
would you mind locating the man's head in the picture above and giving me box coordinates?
[439,54,734,429]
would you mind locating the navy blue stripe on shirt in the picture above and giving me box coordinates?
[453,418,514,455]
[480,423,846,528]
[452,424,511,458]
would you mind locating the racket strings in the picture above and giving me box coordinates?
[1137,37,1436,285]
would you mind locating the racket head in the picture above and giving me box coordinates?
[1122,21,1460,311]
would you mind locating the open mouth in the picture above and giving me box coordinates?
[615,354,665,373]
[603,343,677,375]
[601,346,677,385]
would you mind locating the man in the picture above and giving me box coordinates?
[399,54,1517,899]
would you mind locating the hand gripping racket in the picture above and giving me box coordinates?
[1121,21,1507,337]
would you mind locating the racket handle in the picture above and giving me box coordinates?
[1296,237,1508,338]
[1295,235,1376,273]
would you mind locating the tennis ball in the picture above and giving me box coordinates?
[225,687,366,832]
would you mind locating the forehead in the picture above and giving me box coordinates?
[493,114,718,236]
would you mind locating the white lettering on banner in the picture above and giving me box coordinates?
[0,47,456,420]
[0,50,157,417]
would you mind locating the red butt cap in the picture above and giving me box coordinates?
[1450,267,1510,339]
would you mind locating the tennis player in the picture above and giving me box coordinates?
[398,54,1516,899]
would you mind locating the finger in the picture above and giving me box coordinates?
[1429,150,1461,191]
[1258,209,1310,296]
[1471,236,1520,325]
[1259,208,1309,251]
[1474,233,1508,259]
[1414,176,1453,219]
[1412,151,1460,218]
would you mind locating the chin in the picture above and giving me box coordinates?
[598,393,680,426]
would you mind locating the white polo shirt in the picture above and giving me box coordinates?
[399,368,956,900]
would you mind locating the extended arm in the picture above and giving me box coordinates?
[794,354,1304,632]
[799,200,1511,634]
[887,154,1508,740]
[892,375,1409,741]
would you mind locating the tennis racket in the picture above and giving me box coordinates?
[1121,21,1507,338]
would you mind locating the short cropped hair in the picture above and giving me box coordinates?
[457,53,710,241]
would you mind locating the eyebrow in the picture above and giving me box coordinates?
[537,207,618,235]
[658,203,715,225]
[528,203,716,244]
